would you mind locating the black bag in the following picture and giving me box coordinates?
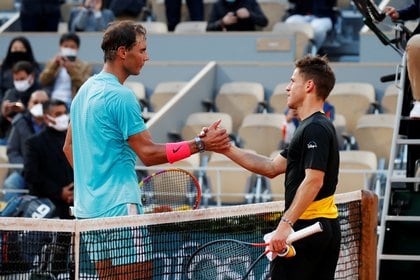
[0,195,56,218]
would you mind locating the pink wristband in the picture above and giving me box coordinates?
[166,141,191,163]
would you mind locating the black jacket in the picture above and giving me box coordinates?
[207,0,268,31]
[20,0,63,15]
[24,127,73,219]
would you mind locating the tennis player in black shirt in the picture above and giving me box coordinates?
[208,55,340,279]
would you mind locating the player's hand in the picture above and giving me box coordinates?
[200,119,231,152]
[269,221,293,254]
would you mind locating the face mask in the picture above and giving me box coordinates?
[48,114,69,131]
[13,77,32,92]
[60,47,78,62]
[30,103,43,118]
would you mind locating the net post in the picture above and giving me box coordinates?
[360,189,378,280]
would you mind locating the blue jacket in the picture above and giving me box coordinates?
[69,7,115,32]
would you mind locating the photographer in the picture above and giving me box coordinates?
[39,33,92,109]
[206,0,268,31]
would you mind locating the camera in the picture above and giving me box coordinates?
[66,55,76,62]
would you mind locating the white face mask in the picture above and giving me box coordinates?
[30,103,44,118]
[48,114,69,131]
[14,78,32,92]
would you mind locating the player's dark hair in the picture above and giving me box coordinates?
[101,20,147,62]
[295,55,336,100]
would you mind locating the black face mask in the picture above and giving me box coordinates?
[8,51,31,64]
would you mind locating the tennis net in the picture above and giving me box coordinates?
[0,190,377,279]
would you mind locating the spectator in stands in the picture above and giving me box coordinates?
[103,0,145,20]
[165,0,204,31]
[206,0,268,31]
[282,108,299,148]
[203,55,340,280]
[384,2,420,118]
[39,33,92,109]
[0,36,41,100]
[3,90,49,202]
[19,0,63,32]
[63,20,229,278]
[24,99,73,219]
[0,61,42,143]
[284,0,336,48]
[68,0,115,32]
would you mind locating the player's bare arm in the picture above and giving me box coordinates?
[63,123,73,168]
[223,145,287,178]
[128,119,230,166]
[269,168,324,253]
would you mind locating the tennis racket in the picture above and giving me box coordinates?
[139,168,201,214]
[184,221,323,280]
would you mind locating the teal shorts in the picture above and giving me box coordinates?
[83,203,153,265]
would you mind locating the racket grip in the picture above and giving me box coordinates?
[278,245,296,258]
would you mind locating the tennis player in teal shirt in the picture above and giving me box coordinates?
[63,20,230,279]
[70,70,146,219]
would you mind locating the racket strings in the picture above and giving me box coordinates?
[187,241,254,279]
[141,170,199,213]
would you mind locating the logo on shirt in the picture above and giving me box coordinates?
[307,141,318,149]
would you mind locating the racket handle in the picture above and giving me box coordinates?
[278,245,296,258]
[286,221,323,244]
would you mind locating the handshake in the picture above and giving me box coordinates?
[197,119,231,153]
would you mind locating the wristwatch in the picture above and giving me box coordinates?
[194,137,205,153]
